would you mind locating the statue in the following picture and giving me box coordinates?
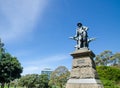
[66,23,104,88]
[70,22,95,50]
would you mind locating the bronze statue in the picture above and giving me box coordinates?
[70,22,95,50]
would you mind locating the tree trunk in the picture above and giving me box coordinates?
[14,85,16,88]
[1,82,5,88]
[60,84,62,88]
[7,83,10,88]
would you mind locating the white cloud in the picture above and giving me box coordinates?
[22,66,40,75]
[0,0,48,43]
[24,54,69,65]
[21,54,70,75]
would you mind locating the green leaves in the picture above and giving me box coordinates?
[95,50,120,66]
[0,53,23,83]
[18,74,50,88]
[97,66,120,88]
[0,39,23,86]
[49,66,70,88]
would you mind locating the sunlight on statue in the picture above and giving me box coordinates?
[70,22,95,50]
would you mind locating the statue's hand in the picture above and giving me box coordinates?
[88,38,96,43]
[69,37,74,39]
[69,36,78,40]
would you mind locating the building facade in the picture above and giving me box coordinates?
[41,68,52,79]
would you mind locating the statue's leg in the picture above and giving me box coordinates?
[75,45,78,50]
[85,40,88,47]
[76,40,79,49]
[83,40,85,47]
[84,39,88,48]
[78,40,81,49]
[80,39,84,48]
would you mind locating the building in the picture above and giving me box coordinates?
[41,68,53,79]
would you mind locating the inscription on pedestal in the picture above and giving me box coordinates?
[77,60,85,64]
[72,57,94,68]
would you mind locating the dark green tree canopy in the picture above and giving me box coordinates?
[0,39,23,88]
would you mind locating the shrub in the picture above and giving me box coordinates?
[96,66,120,88]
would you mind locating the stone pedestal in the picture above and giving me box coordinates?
[66,48,104,88]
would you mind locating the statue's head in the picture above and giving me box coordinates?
[77,23,82,27]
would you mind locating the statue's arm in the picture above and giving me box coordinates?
[83,26,89,31]
[73,28,80,38]
[69,36,77,40]
[88,38,96,43]
[69,28,79,40]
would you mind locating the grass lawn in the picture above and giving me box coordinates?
[4,86,26,88]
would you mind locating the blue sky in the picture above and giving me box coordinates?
[0,0,120,75]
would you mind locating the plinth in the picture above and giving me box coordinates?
[66,48,104,88]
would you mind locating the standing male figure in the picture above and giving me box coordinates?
[74,23,88,49]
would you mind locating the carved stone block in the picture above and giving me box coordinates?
[72,57,95,68]
[79,67,98,79]
[70,67,80,78]
[66,48,103,88]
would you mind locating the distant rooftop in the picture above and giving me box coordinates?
[42,68,53,71]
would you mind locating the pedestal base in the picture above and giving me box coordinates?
[66,79,104,88]
[66,48,104,88]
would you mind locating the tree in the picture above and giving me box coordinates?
[37,74,50,88]
[97,66,120,88]
[49,66,70,88]
[0,53,23,88]
[0,39,23,88]
[19,74,50,88]
[10,79,19,88]
[18,74,38,88]
[0,39,6,88]
[111,53,120,66]
[95,50,113,66]
[95,50,120,66]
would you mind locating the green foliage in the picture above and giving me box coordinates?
[0,39,23,88]
[111,53,120,66]
[49,66,70,88]
[37,74,50,88]
[95,50,120,66]
[101,79,120,88]
[0,53,23,82]
[97,66,120,88]
[95,50,113,66]
[18,74,38,88]
[95,50,120,87]
[18,74,50,88]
